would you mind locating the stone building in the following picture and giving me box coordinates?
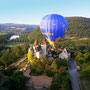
[59,48,70,59]
[29,39,48,58]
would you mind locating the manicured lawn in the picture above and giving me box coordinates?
[17,59,28,68]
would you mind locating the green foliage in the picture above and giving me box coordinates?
[0,72,3,78]
[28,17,90,45]
[17,59,28,68]
[50,61,58,72]
[80,69,90,79]
[0,49,10,68]
[30,58,44,76]
[80,63,89,70]
[2,71,27,90]
[0,86,8,90]
[75,52,90,65]
[66,17,90,38]
[80,63,90,79]
[0,43,28,69]
[0,61,4,71]
[30,72,42,76]
[45,66,55,77]
[3,66,16,76]
[51,72,72,90]
[28,27,45,43]
[0,34,8,51]
[23,42,29,53]
[56,58,69,68]
[12,46,24,59]
[0,33,7,36]
[9,37,28,42]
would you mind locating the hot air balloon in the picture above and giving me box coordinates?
[40,14,68,47]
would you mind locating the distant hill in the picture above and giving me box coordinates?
[28,17,90,43]
[0,23,38,33]
[66,17,90,38]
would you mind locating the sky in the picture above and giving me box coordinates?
[0,0,90,25]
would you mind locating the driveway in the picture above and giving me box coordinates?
[68,59,80,90]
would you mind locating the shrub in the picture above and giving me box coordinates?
[45,66,55,77]
[51,72,72,90]
[2,71,27,90]
[29,58,44,76]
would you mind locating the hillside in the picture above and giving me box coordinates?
[28,27,45,43]
[28,17,90,43]
[0,23,38,33]
[66,17,90,38]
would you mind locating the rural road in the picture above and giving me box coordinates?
[15,54,28,66]
[9,54,28,67]
[68,59,80,90]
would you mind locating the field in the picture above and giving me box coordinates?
[0,33,7,35]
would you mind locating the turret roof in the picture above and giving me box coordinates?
[34,40,38,46]
[41,39,46,45]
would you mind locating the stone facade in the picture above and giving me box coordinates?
[29,39,48,58]
[59,48,70,59]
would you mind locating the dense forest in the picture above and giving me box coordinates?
[0,33,14,51]
[28,27,45,43]
[28,17,90,43]
[66,17,90,38]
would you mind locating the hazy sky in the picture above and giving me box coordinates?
[0,0,90,25]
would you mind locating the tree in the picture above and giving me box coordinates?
[75,52,83,61]
[58,66,66,74]
[12,46,24,59]
[80,63,90,79]
[23,42,29,53]
[40,57,47,69]
[36,60,44,73]
[56,58,69,68]
[51,61,58,72]
[80,68,90,79]
[1,49,10,68]
[51,72,72,90]
[30,58,44,76]
[4,66,16,76]
[2,71,27,90]
[80,63,88,70]
[84,53,90,61]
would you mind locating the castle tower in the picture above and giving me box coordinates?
[33,40,39,53]
[41,39,47,56]
[34,40,38,46]
[42,39,46,45]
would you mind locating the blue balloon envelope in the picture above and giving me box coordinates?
[40,14,68,47]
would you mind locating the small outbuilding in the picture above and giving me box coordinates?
[59,48,70,59]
